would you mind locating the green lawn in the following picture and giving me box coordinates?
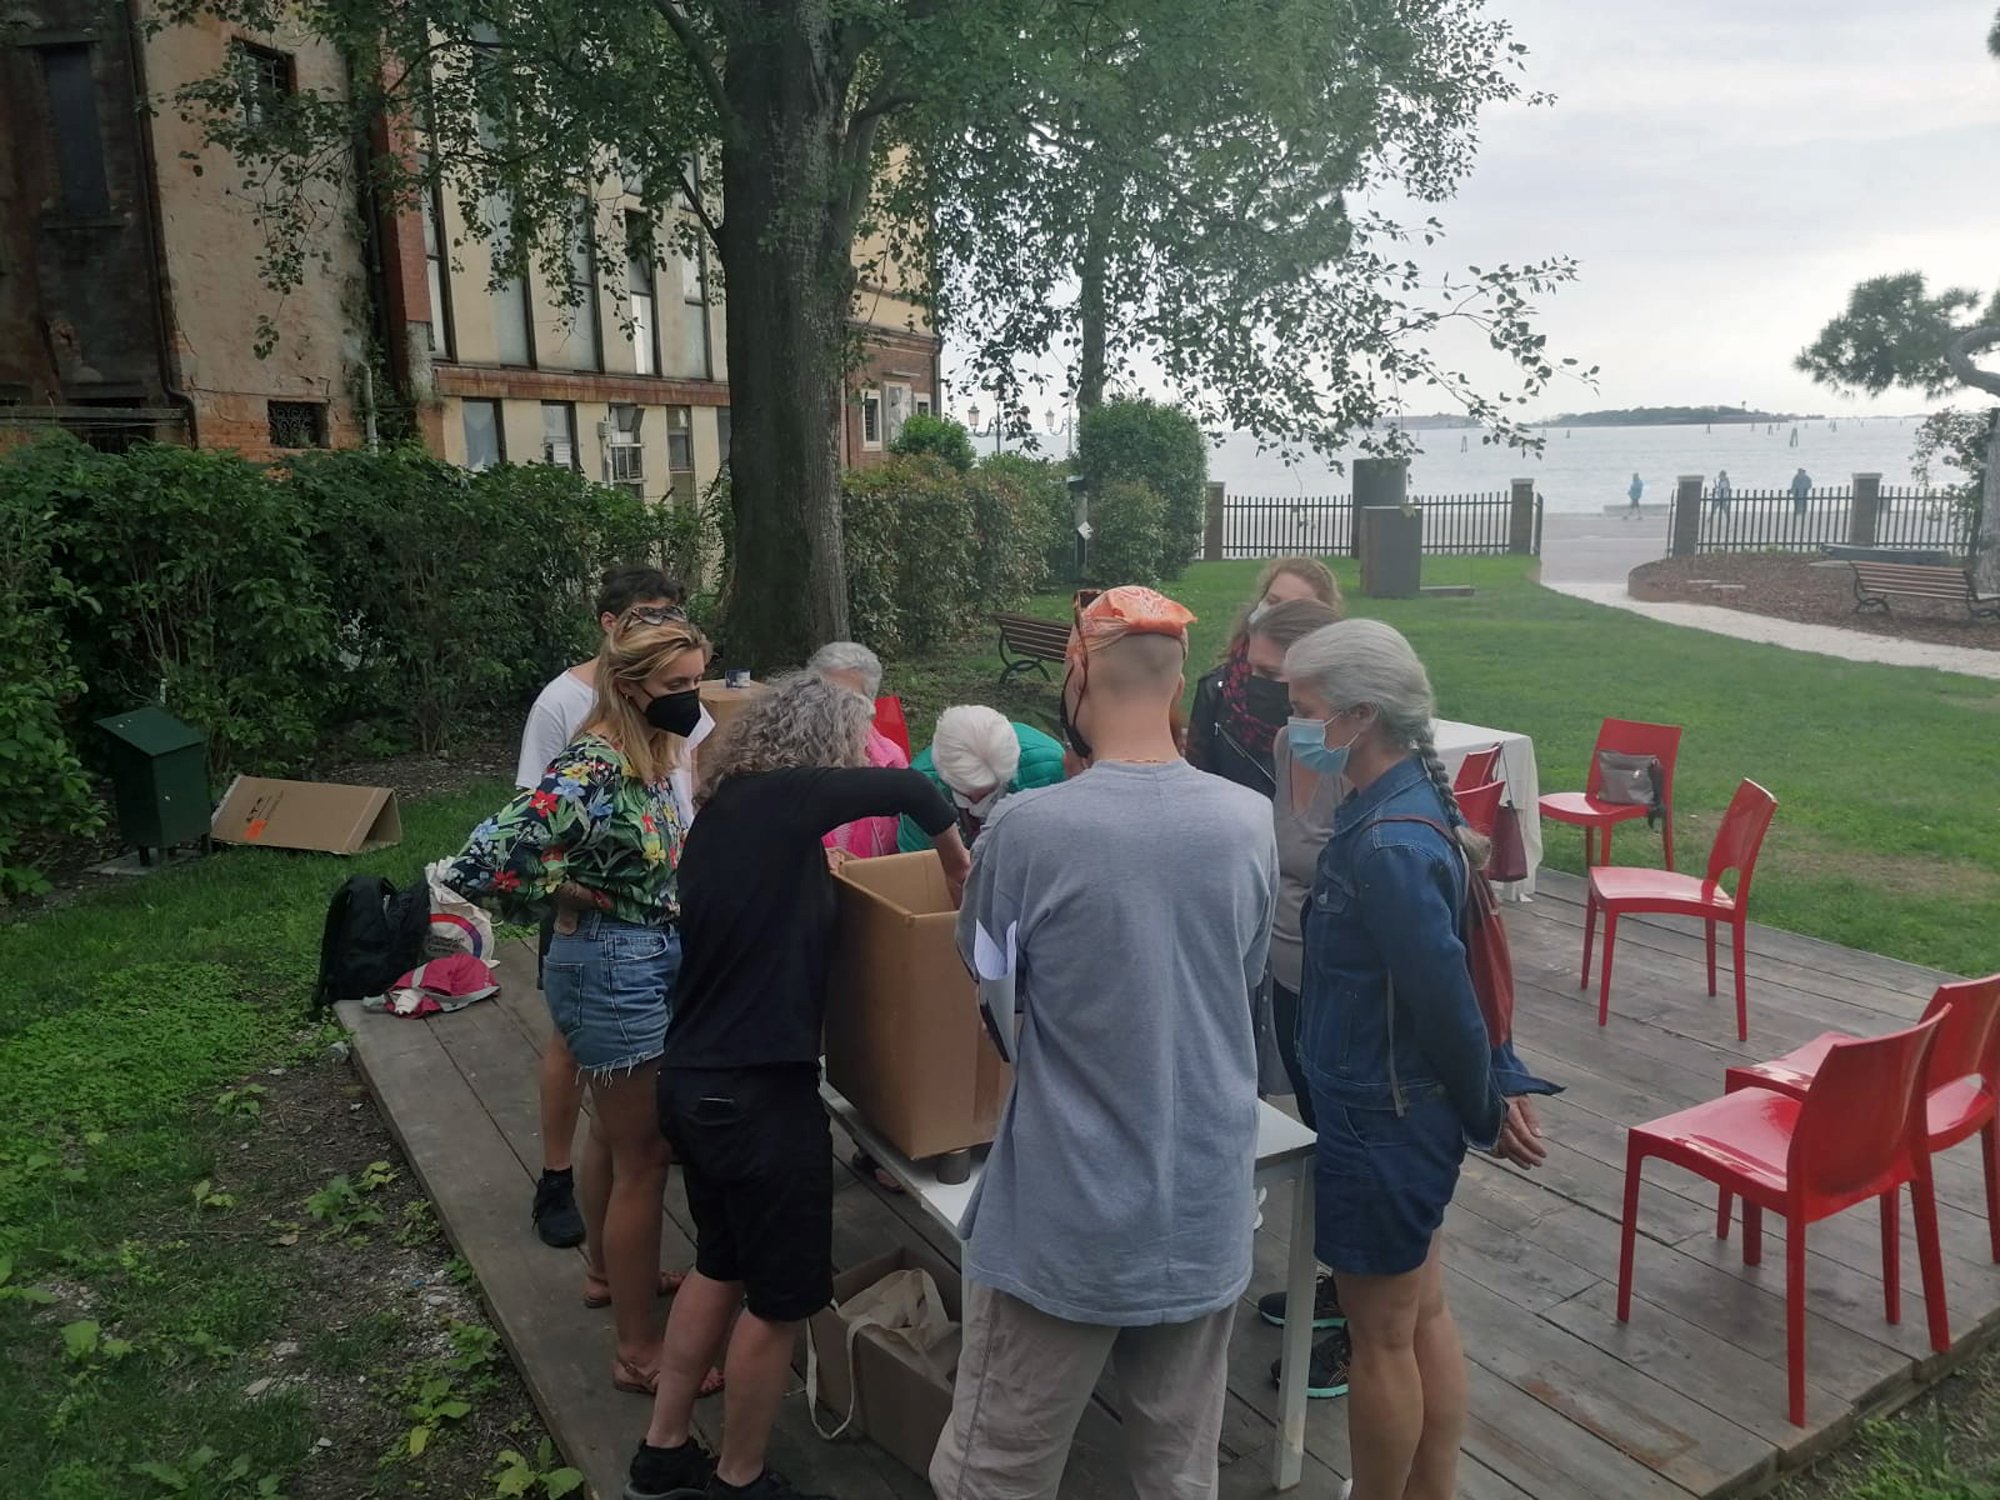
[891,556,2000,979]
[0,778,560,1500]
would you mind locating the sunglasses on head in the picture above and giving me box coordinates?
[620,604,688,628]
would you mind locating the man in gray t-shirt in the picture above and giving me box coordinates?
[932,588,1277,1500]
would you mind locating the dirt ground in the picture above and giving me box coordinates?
[1629,554,2000,652]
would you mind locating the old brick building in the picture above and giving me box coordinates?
[2,1,939,485]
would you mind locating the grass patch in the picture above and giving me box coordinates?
[0,777,553,1498]
[889,556,2000,976]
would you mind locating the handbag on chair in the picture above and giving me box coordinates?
[1484,805,1529,884]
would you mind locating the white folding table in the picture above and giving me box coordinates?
[1432,716,1544,899]
[821,1084,1320,1490]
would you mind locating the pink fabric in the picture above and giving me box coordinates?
[824,727,909,858]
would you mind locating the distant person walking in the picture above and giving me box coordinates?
[1790,467,1812,516]
[1712,471,1732,515]
[1625,472,1644,520]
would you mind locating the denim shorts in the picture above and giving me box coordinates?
[540,913,680,1077]
[1307,1083,1466,1277]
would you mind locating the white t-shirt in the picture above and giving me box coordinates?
[515,667,714,827]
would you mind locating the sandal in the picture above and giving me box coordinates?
[848,1149,905,1196]
[611,1356,726,1398]
[583,1268,688,1309]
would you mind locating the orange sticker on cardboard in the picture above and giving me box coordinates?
[245,818,268,841]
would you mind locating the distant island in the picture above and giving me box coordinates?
[1537,405,1821,428]
[1379,413,1480,431]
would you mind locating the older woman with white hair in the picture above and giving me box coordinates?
[896,704,1067,853]
[1283,618,1547,1500]
[807,640,908,860]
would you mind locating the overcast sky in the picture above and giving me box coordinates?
[946,0,2000,423]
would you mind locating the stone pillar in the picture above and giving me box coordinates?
[1352,458,1408,559]
[1848,472,1882,548]
[1669,475,1705,558]
[1203,480,1227,562]
[1508,478,1536,555]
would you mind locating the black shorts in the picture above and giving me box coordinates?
[658,1063,832,1322]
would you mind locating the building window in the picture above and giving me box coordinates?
[38,46,110,218]
[666,406,693,473]
[716,407,731,466]
[625,211,659,378]
[859,389,883,450]
[231,40,294,126]
[421,172,454,359]
[488,194,535,366]
[461,399,503,470]
[606,404,644,496]
[267,400,326,449]
[675,243,711,378]
[884,383,913,445]
[541,402,578,469]
[556,200,601,371]
[914,394,933,417]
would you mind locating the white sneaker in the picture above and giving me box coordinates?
[1253,1185,1268,1230]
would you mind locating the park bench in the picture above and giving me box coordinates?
[992,611,1070,684]
[1848,560,2000,621]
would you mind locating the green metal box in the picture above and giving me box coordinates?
[96,707,210,857]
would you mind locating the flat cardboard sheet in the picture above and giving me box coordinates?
[210,776,402,854]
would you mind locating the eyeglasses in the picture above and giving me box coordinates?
[620,604,688,628]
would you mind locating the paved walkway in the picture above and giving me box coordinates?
[1535,513,2000,681]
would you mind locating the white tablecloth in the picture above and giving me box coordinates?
[1432,717,1542,898]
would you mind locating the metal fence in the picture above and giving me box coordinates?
[1222,491,1532,559]
[1692,486,1971,555]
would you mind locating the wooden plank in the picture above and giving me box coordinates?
[1459,1360,1696,1500]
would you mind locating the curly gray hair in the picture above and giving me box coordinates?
[696,672,873,806]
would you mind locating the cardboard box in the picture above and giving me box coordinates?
[210,776,402,854]
[827,852,1011,1162]
[807,1242,963,1479]
[696,678,767,777]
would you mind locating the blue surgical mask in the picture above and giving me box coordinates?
[1287,716,1356,776]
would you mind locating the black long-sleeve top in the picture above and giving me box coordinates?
[663,767,956,1070]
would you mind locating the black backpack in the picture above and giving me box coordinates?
[311,875,431,1009]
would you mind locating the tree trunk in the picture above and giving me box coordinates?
[1945,327,2000,595]
[712,1,853,670]
[1075,184,1113,412]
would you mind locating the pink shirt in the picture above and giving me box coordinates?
[823,728,910,858]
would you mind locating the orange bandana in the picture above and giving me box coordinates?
[1064,586,1197,668]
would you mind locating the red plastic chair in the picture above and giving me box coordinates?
[1582,779,1777,1039]
[1453,744,1502,794]
[1717,974,2000,1261]
[1455,779,1505,842]
[1617,1015,1950,1426]
[1539,718,1683,870]
[873,695,912,762]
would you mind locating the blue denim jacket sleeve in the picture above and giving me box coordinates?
[1351,840,1507,1147]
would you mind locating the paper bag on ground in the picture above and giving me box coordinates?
[805,1241,964,1478]
[827,851,1011,1162]
[210,776,401,854]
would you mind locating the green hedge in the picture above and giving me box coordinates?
[1083,479,1169,586]
[1076,399,1207,578]
[0,436,708,897]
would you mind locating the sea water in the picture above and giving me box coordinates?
[1209,418,1943,515]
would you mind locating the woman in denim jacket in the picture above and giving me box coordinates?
[1283,618,1547,1500]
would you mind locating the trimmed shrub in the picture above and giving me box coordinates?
[1083,480,1167,587]
[890,414,977,473]
[977,454,1074,588]
[1076,399,1207,578]
[842,456,977,654]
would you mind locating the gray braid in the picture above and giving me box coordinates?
[1414,729,1492,869]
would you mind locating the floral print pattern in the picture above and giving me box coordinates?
[445,733,685,926]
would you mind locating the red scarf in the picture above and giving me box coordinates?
[1218,640,1278,757]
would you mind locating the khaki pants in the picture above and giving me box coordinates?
[930,1281,1234,1500]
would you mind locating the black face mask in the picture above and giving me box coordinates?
[1244,674,1292,729]
[643,688,703,738]
[1058,669,1092,761]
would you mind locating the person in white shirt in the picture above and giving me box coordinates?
[520,566,714,1251]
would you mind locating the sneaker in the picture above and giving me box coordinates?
[1256,1270,1344,1330]
[532,1168,586,1249]
[624,1438,715,1500]
[708,1470,832,1500]
[1269,1330,1351,1400]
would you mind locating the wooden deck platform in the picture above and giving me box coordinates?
[338,870,2000,1500]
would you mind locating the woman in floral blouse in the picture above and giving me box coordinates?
[447,612,708,1396]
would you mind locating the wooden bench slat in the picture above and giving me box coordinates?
[1847,560,1998,619]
